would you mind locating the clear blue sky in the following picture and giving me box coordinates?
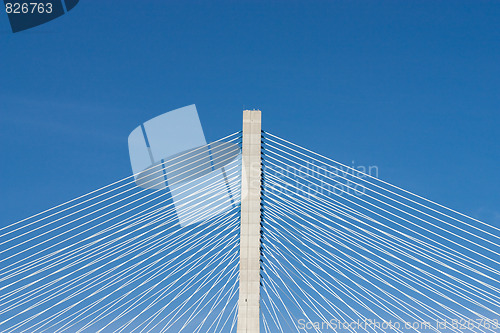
[1,0,499,225]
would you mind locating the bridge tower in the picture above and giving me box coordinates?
[237,110,262,333]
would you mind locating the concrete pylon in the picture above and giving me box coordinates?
[237,110,262,333]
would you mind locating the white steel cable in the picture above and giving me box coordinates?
[262,221,424,333]
[262,197,500,328]
[1,181,240,325]
[192,270,239,333]
[46,217,239,333]
[139,252,240,333]
[226,300,239,333]
[262,222,460,333]
[262,153,500,273]
[262,208,485,333]
[176,269,239,332]
[120,245,240,333]
[263,145,500,257]
[0,157,240,281]
[263,173,500,303]
[267,182,500,306]
[0,149,240,274]
[0,164,241,305]
[8,214,239,333]
[73,228,239,333]
[160,266,240,333]
[75,215,240,332]
[1,185,240,326]
[263,247,371,333]
[260,293,284,332]
[0,137,241,261]
[263,239,411,333]
[262,214,471,333]
[262,157,500,279]
[262,258,331,333]
[263,192,500,321]
[264,132,500,233]
[2,207,238,325]
[0,131,240,235]
[261,275,301,332]
[265,220,493,333]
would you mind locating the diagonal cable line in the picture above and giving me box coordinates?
[4,127,500,332]
[262,212,478,333]
[262,208,479,333]
[263,132,500,234]
[0,171,242,330]
[262,215,428,333]
[266,187,500,307]
[0,131,241,235]
[262,174,500,304]
[262,196,500,331]
[263,193,500,322]
[121,244,239,333]
[78,230,239,333]
[262,151,500,275]
[3,208,238,329]
[192,269,239,333]
[7,214,239,333]
[0,193,240,329]
[0,158,240,282]
[47,218,239,333]
[0,164,241,306]
[140,255,240,333]
[262,144,500,257]
[0,137,241,262]
[262,156,500,282]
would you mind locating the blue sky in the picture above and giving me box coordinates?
[1,0,499,226]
